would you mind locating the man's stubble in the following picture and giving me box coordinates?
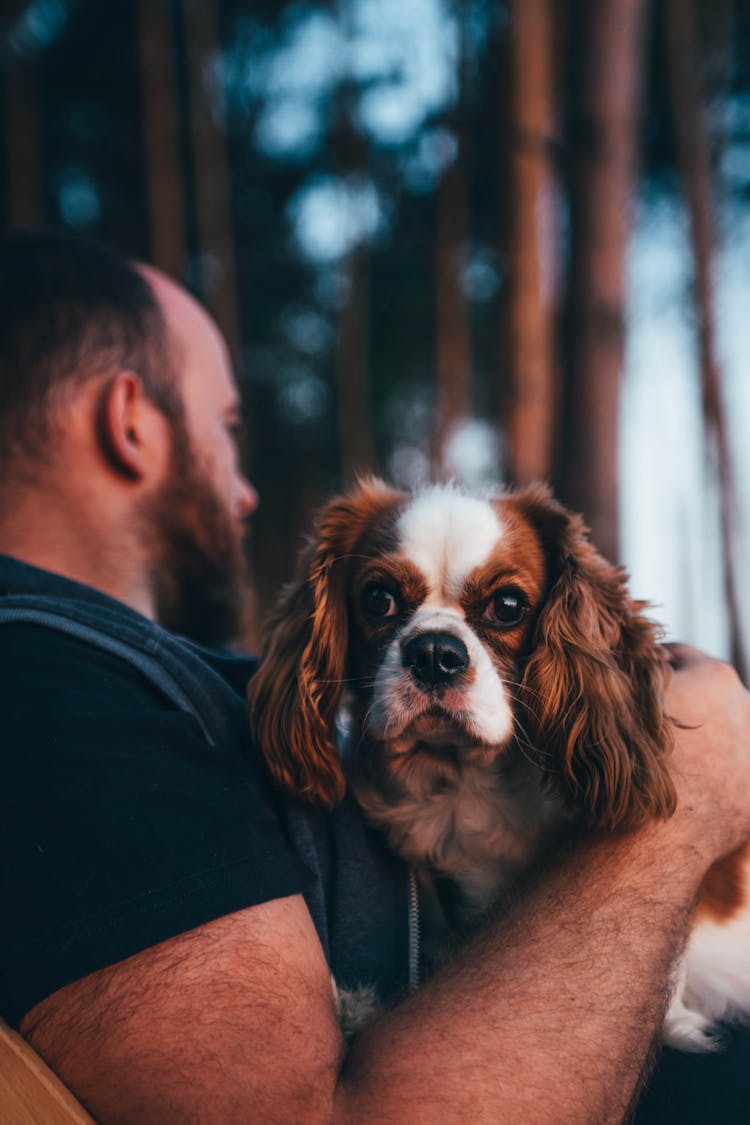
[145,416,249,646]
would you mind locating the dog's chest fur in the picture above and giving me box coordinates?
[350,744,566,939]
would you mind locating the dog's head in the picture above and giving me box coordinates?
[248,478,675,828]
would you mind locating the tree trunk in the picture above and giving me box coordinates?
[434,10,472,480]
[504,0,559,486]
[559,0,648,563]
[332,64,376,485]
[335,234,375,485]
[4,55,42,225]
[183,0,241,360]
[138,0,186,279]
[665,0,747,682]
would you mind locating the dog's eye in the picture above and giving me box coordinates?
[362,585,399,619]
[484,589,528,628]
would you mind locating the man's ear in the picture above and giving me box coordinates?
[97,372,169,481]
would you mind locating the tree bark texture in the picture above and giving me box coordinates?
[560,0,648,563]
[333,66,376,485]
[434,10,472,480]
[4,54,42,226]
[335,236,375,485]
[138,0,186,280]
[183,0,241,360]
[665,0,747,682]
[504,0,559,486]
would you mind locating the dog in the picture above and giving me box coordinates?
[247,477,750,1050]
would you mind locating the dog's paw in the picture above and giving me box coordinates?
[663,999,725,1053]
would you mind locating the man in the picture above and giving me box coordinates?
[2,227,750,1124]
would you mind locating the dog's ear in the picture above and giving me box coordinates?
[247,478,403,808]
[513,485,676,829]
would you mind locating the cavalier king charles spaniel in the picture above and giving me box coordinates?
[248,478,750,1051]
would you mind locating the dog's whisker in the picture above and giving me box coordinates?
[359,697,388,738]
[502,676,547,707]
[511,715,559,773]
[319,676,377,686]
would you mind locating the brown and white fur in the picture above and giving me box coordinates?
[247,478,750,1051]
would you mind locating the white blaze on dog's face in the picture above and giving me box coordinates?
[346,485,548,769]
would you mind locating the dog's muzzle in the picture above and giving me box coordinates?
[402,632,470,687]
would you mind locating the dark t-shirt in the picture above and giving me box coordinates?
[0,554,409,1027]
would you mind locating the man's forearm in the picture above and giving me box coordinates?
[25,824,700,1125]
[339,819,705,1125]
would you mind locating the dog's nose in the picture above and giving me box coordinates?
[402,633,470,686]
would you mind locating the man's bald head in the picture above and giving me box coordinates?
[137,263,216,357]
[0,228,182,476]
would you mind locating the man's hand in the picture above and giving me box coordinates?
[665,644,750,859]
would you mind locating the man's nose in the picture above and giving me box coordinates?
[236,475,259,519]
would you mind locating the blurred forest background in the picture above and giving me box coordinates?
[1,0,749,666]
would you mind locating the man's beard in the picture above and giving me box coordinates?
[145,422,249,646]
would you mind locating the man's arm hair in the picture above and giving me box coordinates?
[23,897,345,1124]
[19,831,697,1125]
[22,650,750,1124]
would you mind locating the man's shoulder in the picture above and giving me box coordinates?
[0,618,161,719]
[0,554,155,686]
[0,552,256,715]
[0,582,176,719]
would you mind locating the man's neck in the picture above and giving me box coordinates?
[0,497,158,620]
